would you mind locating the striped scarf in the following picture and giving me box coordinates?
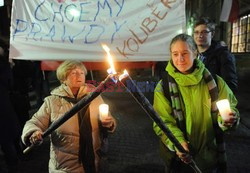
[168,68,227,172]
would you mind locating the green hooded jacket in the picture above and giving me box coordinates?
[153,59,239,171]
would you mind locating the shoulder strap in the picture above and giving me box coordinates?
[161,71,171,102]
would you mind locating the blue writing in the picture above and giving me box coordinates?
[64,4,77,22]
[79,2,92,22]
[94,0,112,21]
[145,81,156,92]
[125,80,157,93]
[51,2,64,22]
[126,80,136,92]
[42,25,56,42]
[137,81,145,92]
[13,0,127,45]
[111,20,126,43]
[26,22,42,41]
[62,25,86,43]
[34,0,49,22]
[13,19,28,41]
[114,0,125,16]
[84,24,105,44]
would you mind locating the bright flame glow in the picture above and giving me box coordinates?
[102,44,116,74]
[119,69,129,81]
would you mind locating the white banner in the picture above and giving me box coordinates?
[0,0,4,7]
[9,0,186,61]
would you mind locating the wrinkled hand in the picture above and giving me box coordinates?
[101,116,114,129]
[223,112,238,127]
[176,142,192,164]
[29,131,43,145]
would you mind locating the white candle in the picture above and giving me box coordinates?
[99,104,109,121]
[216,99,231,121]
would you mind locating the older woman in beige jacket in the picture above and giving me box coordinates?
[22,60,116,173]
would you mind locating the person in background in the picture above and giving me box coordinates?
[31,61,50,108]
[11,59,33,128]
[153,34,239,172]
[0,39,20,173]
[21,60,116,173]
[193,17,238,94]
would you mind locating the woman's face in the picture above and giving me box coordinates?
[65,67,86,90]
[170,40,196,74]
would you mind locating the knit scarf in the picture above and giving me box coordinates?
[62,96,96,173]
[167,68,227,172]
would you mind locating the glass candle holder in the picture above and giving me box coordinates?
[216,99,231,121]
[99,104,109,121]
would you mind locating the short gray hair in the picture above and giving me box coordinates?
[56,60,87,83]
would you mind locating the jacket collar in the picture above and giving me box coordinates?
[166,59,205,86]
[51,83,89,99]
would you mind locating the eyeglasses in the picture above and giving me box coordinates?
[194,30,211,36]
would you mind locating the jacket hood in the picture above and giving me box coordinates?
[50,83,90,99]
[166,59,205,87]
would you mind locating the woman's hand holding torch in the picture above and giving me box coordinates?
[29,130,43,146]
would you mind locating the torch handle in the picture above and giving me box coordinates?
[23,144,35,154]
[190,160,202,173]
[23,132,45,154]
[120,76,202,173]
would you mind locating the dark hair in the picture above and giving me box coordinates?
[194,17,216,32]
[170,34,197,53]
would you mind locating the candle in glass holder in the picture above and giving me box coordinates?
[99,104,109,121]
[216,99,231,121]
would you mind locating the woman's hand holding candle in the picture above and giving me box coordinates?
[216,99,238,127]
[99,104,114,129]
[223,112,238,127]
[101,116,114,129]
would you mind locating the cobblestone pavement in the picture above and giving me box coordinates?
[1,75,250,173]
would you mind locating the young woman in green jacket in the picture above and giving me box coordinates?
[153,34,239,173]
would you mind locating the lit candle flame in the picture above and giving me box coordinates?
[102,44,116,74]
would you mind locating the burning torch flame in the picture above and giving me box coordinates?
[119,69,129,81]
[102,44,116,74]
[123,69,128,75]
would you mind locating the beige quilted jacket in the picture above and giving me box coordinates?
[22,83,116,173]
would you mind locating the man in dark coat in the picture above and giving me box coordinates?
[0,39,20,173]
[193,17,238,93]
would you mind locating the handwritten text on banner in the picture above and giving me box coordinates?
[10,0,186,61]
